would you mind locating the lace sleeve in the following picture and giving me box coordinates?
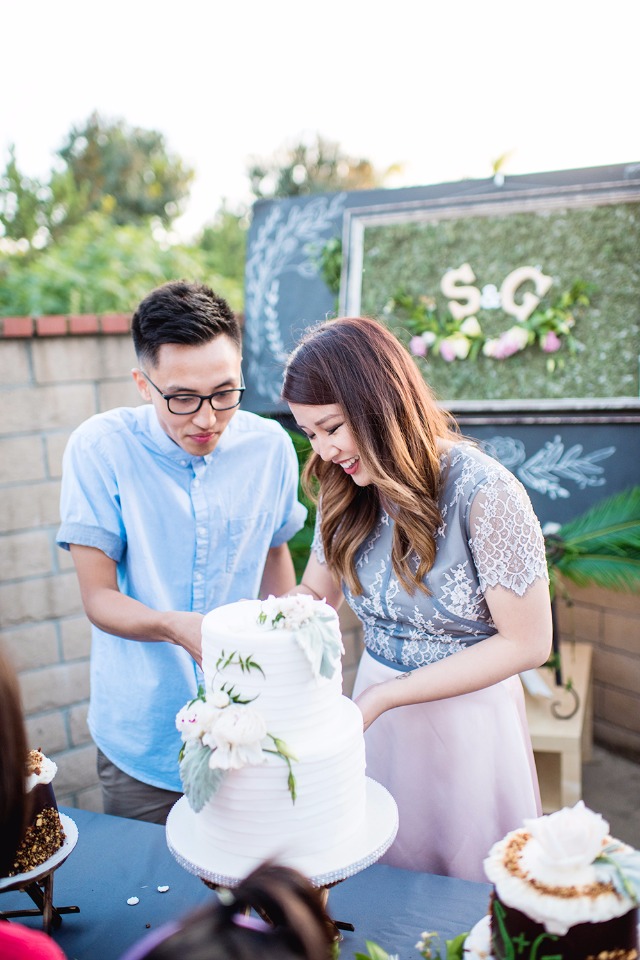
[469,470,549,597]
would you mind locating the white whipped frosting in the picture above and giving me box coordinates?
[26,753,57,791]
[484,802,636,936]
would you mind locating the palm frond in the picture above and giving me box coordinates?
[547,487,640,593]
[558,487,640,551]
[555,552,640,592]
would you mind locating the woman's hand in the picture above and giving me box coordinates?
[354,680,400,732]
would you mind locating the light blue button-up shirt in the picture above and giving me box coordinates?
[57,404,306,791]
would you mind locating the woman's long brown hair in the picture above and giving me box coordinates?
[0,645,29,877]
[282,316,459,595]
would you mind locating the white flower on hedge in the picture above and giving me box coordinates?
[440,333,471,361]
[524,801,609,871]
[175,699,218,742]
[204,704,268,770]
[460,315,482,337]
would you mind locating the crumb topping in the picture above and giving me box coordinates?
[9,807,66,876]
[25,748,45,777]
[502,830,618,900]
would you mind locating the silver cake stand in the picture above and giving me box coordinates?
[0,813,79,934]
[166,777,398,933]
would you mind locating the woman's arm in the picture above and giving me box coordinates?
[259,543,297,598]
[69,544,205,665]
[355,577,552,730]
[283,552,344,610]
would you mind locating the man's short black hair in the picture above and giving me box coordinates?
[131,280,241,367]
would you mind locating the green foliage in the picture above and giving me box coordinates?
[56,112,195,229]
[198,202,248,287]
[546,486,640,592]
[248,134,396,200]
[0,212,243,316]
[284,428,316,581]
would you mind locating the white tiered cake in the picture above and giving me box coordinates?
[166,595,398,886]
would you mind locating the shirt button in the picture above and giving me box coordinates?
[198,527,206,536]
[194,572,202,582]
[180,460,187,466]
[193,478,200,487]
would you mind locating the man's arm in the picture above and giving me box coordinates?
[259,543,297,598]
[69,544,204,665]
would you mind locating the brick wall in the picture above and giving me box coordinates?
[555,580,640,759]
[1,318,638,816]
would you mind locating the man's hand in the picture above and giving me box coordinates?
[166,611,205,667]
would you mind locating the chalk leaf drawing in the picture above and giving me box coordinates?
[245,194,346,400]
[484,435,615,500]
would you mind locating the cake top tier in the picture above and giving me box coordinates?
[484,801,640,935]
[202,595,344,681]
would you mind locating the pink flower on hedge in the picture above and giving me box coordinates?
[541,330,562,353]
[410,335,427,357]
[483,325,529,360]
[440,334,470,362]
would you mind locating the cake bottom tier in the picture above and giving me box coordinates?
[196,698,366,861]
[491,894,639,960]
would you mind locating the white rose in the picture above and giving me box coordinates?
[210,690,231,709]
[422,330,437,347]
[175,699,217,741]
[525,801,609,871]
[204,705,268,770]
[460,316,482,337]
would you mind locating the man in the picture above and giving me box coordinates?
[57,280,306,824]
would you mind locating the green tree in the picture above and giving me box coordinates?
[0,145,48,246]
[247,133,399,199]
[198,201,248,289]
[56,112,195,229]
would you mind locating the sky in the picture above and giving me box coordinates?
[2,0,638,241]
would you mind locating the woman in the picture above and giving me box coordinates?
[0,645,67,959]
[282,316,552,882]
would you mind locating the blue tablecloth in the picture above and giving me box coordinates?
[0,806,490,959]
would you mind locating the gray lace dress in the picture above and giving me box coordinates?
[313,442,549,881]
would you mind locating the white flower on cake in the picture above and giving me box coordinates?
[258,593,317,629]
[176,652,297,813]
[257,595,344,680]
[524,800,609,872]
[175,698,218,742]
[202,704,267,770]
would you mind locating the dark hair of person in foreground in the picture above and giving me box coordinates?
[0,645,29,878]
[129,861,337,960]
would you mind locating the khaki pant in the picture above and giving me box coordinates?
[97,749,182,825]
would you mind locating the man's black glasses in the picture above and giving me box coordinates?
[141,370,245,414]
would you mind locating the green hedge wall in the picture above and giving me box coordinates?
[360,202,639,402]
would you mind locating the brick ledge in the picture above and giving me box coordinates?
[1,314,131,338]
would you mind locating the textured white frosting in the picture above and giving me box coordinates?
[26,752,57,791]
[484,813,637,936]
[198,598,367,867]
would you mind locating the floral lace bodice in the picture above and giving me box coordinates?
[312,443,548,669]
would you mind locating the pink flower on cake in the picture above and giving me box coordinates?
[203,704,268,770]
[524,800,609,871]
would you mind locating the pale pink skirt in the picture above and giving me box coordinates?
[353,650,541,883]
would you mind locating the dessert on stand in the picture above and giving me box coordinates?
[166,596,399,929]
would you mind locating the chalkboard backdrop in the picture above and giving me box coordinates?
[243,163,640,526]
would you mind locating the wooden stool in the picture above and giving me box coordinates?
[524,641,593,813]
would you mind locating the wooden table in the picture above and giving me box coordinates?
[524,640,593,812]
